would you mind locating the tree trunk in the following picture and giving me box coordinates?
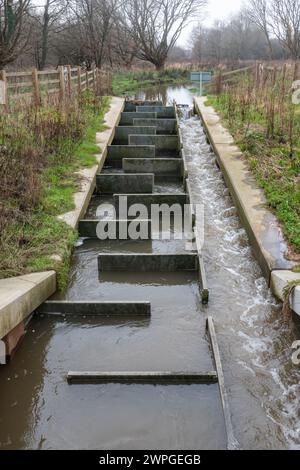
[155,62,165,71]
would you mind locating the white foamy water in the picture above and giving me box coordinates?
[181,113,300,450]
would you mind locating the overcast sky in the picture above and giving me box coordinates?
[179,0,244,46]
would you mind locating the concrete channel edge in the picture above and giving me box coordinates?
[194,97,300,316]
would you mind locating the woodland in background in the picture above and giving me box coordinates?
[1,1,300,72]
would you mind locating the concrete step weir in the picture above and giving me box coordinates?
[38,300,151,317]
[96,173,154,194]
[128,134,180,155]
[67,370,218,385]
[98,253,198,272]
[114,193,188,212]
[120,112,158,125]
[114,126,157,145]
[136,106,176,118]
[122,158,183,178]
[132,118,177,134]
[107,145,156,167]
[78,219,152,239]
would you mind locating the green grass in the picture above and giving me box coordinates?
[206,94,300,255]
[0,95,110,290]
[113,69,189,95]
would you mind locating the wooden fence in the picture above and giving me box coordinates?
[0,66,112,111]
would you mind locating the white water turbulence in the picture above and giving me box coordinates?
[180,110,300,450]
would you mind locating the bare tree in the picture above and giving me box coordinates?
[0,0,31,68]
[270,0,300,60]
[70,0,121,69]
[246,0,273,59]
[32,0,69,70]
[123,0,207,70]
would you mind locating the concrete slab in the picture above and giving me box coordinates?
[114,193,188,212]
[107,145,156,161]
[67,371,218,385]
[96,173,154,194]
[136,106,176,118]
[194,97,294,280]
[124,100,163,112]
[133,118,177,134]
[98,253,198,272]
[114,126,157,144]
[123,158,183,177]
[0,271,56,340]
[271,271,300,315]
[120,112,157,125]
[38,300,151,316]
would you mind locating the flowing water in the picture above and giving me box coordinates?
[0,84,300,450]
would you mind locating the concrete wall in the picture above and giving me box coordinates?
[96,174,154,194]
[0,272,56,345]
[124,101,163,112]
[128,135,179,151]
[78,219,152,239]
[114,193,188,211]
[107,145,156,160]
[123,158,183,177]
[98,253,198,272]
[38,300,151,316]
[120,112,157,125]
[136,106,176,118]
[114,126,156,144]
[133,119,177,134]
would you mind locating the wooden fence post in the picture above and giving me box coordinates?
[58,66,65,104]
[86,69,89,90]
[67,65,72,98]
[293,62,299,81]
[32,68,41,107]
[93,67,97,93]
[77,66,82,96]
[0,70,8,112]
[96,68,102,96]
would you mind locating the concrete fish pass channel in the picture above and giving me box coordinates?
[0,100,236,450]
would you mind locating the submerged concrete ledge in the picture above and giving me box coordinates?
[67,370,218,385]
[38,300,151,317]
[0,271,56,345]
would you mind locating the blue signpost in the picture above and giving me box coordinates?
[190,71,213,96]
